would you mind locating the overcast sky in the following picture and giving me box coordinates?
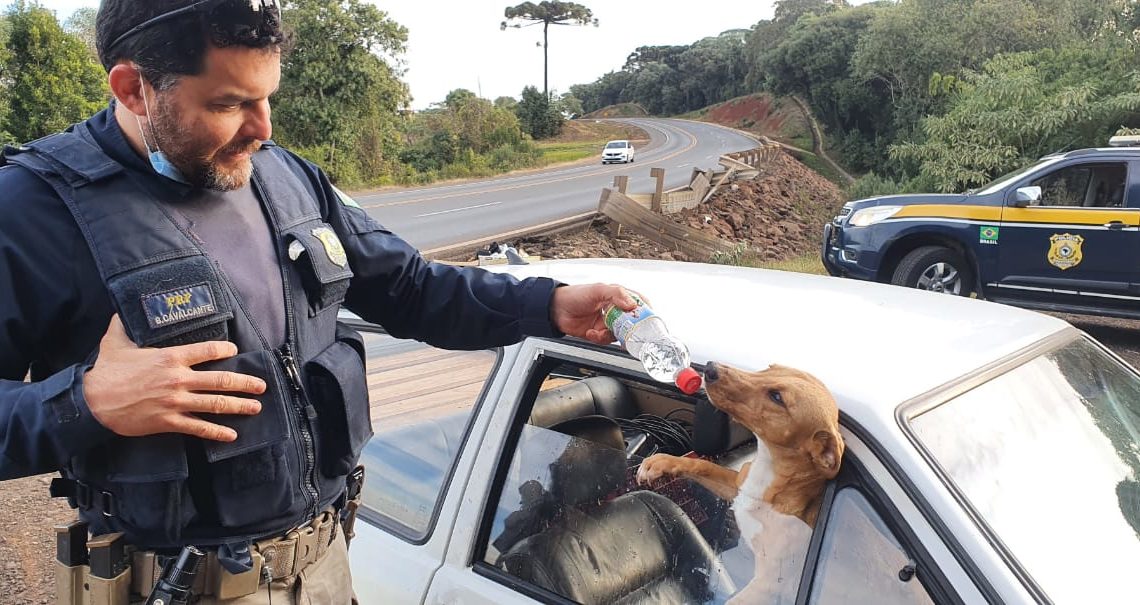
[39,1,788,109]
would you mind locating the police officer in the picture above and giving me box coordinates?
[0,1,638,603]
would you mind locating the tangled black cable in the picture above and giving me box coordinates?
[617,413,693,456]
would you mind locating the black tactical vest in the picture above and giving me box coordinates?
[4,123,373,548]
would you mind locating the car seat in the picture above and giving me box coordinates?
[498,490,734,604]
[491,419,630,555]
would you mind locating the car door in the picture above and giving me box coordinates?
[423,337,645,604]
[345,322,515,604]
[800,429,997,605]
[995,160,1139,300]
[424,338,986,605]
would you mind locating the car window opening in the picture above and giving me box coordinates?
[481,359,837,604]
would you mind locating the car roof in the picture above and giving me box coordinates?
[605,140,629,144]
[494,258,1070,425]
[1050,147,1140,160]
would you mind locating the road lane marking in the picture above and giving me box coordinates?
[415,201,502,218]
[361,121,698,210]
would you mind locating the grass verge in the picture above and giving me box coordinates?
[756,253,827,275]
[537,141,603,164]
[710,245,827,276]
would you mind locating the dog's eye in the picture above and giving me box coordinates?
[768,389,786,407]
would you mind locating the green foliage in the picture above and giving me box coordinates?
[515,85,563,139]
[557,92,583,117]
[572,29,748,116]
[758,5,885,170]
[846,172,908,200]
[503,1,592,25]
[398,92,540,182]
[709,243,754,266]
[1,1,107,144]
[0,15,12,142]
[493,96,519,110]
[730,0,1132,173]
[63,6,95,56]
[273,0,410,186]
[891,43,1140,192]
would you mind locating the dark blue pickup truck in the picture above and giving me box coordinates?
[822,136,1140,319]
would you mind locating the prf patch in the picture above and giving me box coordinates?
[312,227,348,268]
[979,225,999,245]
[1048,233,1084,270]
[142,283,217,329]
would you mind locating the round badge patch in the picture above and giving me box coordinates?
[312,227,348,268]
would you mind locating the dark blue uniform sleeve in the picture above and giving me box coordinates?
[0,166,117,479]
[289,155,562,349]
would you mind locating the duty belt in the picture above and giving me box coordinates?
[256,508,339,581]
[130,509,340,600]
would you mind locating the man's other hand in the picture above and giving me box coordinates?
[550,284,641,345]
[83,315,266,442]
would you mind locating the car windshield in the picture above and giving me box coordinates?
[909,336,1140,603]
[605,141,626,149]
[974,157,1063,195]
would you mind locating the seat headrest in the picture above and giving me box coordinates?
[548,415,625,451]
[530,376,636,428]
[547,430,628,508]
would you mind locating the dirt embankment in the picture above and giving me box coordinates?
[516,149,844,263]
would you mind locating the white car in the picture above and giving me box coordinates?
[602,140,635,164]
[348,259,1140,604]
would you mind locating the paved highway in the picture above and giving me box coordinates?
[353,118,759,251]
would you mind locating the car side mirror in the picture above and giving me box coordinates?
[1011,186,1042,208]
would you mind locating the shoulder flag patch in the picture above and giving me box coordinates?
[332,185,361,209]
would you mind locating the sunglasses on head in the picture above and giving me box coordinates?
[107,0,282,52]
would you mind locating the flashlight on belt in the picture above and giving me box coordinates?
[144,545,204,605]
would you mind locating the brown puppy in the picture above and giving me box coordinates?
[636,362,844,603]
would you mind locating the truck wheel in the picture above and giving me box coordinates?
[891,246,975,296]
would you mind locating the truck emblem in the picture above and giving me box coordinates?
[1047,233,1083,270]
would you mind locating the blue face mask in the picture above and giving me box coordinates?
[135,86,190,185]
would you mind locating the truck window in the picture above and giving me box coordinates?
[1030,162,1127,208]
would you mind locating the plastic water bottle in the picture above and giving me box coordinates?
[603,294,702,394]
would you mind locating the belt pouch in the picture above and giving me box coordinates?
[212,551,264,599]
[86,570,130,605]
[54,562,86,605]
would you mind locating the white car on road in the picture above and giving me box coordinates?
[602,140,635,164]
[348,259,1140,604]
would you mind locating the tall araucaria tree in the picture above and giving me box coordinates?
[501,1,596,99]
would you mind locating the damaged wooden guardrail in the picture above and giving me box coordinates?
[616,144,781,215]
[597,188,737,260]
[592,144,780,260]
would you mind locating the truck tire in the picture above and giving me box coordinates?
[891,246,975,296]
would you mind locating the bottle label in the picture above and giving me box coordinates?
[604,295,653,346]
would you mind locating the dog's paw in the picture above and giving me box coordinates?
[636,453,686,485]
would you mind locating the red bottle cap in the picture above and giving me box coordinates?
[675,367,703,395]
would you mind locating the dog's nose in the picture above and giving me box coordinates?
[704,362,719,383]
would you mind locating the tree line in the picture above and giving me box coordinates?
[569,0,1140,194]
[0,0,572,187]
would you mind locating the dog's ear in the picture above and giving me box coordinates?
[808,430,843,476]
